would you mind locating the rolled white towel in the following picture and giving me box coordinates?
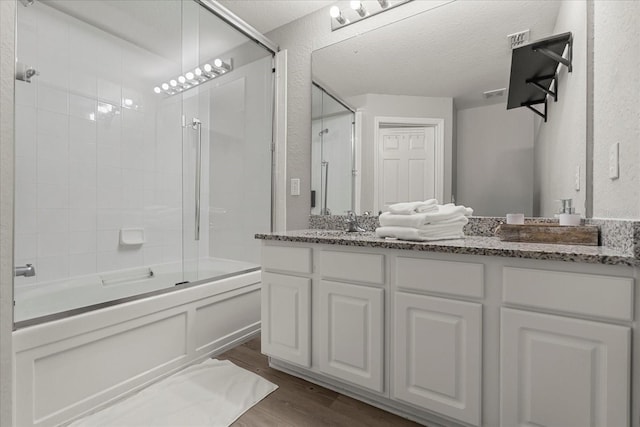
[375,226,465,242]
[379,206,471,228]
[388,199,438,215]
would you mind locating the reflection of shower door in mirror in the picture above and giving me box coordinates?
[377,127,436,213]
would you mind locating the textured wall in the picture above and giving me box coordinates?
[592,0,640,219]
[267,1,452,229]
[533,0,587,217]
[0,1,15,425]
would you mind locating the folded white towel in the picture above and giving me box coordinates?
[375,226,465,242]
[389,199,438,215]
[379,206,471,228]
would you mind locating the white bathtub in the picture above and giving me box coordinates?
[13,261,262,427]
[14,257,258,324]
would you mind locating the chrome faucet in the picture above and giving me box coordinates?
[15,264,36,277]
[345,211,365,232]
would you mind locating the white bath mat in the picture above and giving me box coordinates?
[69,359,278,427]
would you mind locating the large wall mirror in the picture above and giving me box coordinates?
[311,0,588,217]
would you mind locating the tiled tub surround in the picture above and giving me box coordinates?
[301,215,640,265]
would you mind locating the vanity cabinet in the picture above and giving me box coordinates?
[317,280,384,392]
[500,267,633,427]
[500,308,630,427]
[393,292,482,425]
[261,272,311,367]
[258,238,637,427]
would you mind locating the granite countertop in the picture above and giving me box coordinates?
[255,230,638,266]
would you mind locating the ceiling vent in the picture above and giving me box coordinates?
[507,30,530,50]
[483,88,506,99]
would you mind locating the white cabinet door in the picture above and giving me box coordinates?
[261,272,311,367]
[501,308,630,427]
[393,292,482,426]
[318,280,384,392]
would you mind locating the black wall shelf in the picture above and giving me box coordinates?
[506,32,573,122]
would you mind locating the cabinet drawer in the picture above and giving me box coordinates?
[503,267,634,321]
[319,250,384,285]
[262,245,312,274]
[396,257,484,298]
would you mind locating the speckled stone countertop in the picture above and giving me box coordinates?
[255,230,638,266]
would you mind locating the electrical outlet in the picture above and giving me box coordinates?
[609,143,619,180]
[291,178,300,196]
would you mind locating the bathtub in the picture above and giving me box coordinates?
[13,259,262,427]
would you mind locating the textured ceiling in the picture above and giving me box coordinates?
[312,0,562,109]
[217,0,336,34]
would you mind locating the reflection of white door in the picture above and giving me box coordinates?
[378,126,436,212]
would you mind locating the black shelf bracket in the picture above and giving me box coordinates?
[522,98,548,122]
[506,32,573,122]
[533,33,573,73]
[526,73,558,102]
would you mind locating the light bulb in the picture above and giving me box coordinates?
[178,75,186,84]
[185,72,195,80]
[203,64,212,73]
[124,98,133,106]
[194,67,202,76]
[350,1,366,17]
[214,58,222,68]
[161,83,169,90]
[330,6,340,18]
[169,79,177,87]
[153,86,161,94]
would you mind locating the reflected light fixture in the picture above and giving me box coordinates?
[154,58,234,96]
[330,6,347,25]
[330,0,412,30]
[350,1,367,17]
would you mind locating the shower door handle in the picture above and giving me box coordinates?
[192,118,202,241]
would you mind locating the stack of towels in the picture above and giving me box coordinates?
[375,199,473,242]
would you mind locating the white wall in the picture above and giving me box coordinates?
[592,0,640,219]
[0,1,15,425]
[456,103,534,216]
[533,0,587,217]
[13,3,184,287]
[345,94,454,213]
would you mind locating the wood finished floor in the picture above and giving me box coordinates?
[217,336,423,427]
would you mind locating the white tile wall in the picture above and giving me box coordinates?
[14,3,185,285]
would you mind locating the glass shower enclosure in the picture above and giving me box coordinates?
[13,0,275,325]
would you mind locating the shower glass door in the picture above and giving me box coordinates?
[179,1,274,283]
[13,0,274,325]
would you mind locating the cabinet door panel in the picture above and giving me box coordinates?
[318,280,384,392]
[393,292,482,426]
[500,308,630,427]
[261,272,311,367]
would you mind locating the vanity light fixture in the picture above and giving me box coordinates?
[154,59,234,96]
[330,6,348,25]
[330,0,413,31]
[350,1,367,17]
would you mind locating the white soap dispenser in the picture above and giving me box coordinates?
[557,199,581,226]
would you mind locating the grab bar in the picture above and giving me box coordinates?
[192,118,202,241]
[101,268,154,286]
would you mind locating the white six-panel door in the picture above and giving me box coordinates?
[393,292,482,426]
[500,308,630,427]
[261,272,311,367]
[378,127,435,212]
[318,280,384,392]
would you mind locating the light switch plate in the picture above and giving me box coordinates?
[609,143,619,180]
[291,178,300,196]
